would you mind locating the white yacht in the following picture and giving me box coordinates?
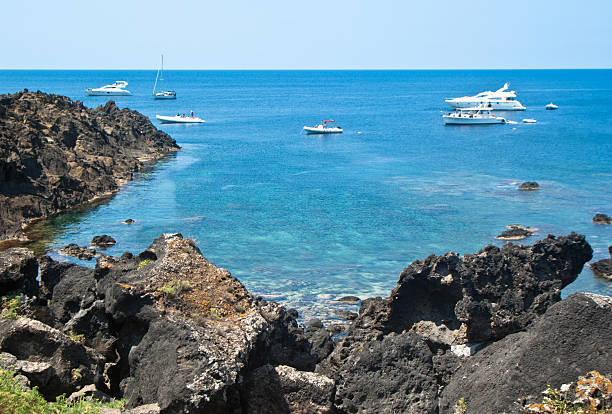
[443,105,506,125]
[303,120,343,134]
[153,55,176,100]
[445,83,526,110]
[156,113,205,124]
[545,102,558,110]
[86,81,131,96]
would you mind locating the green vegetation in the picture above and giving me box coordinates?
[158,280,192,296]
[137,259,154,269]
[0,367,126,413]
[454,397,467,414]
[526,371,611,413]
[65,331,85,344]
[1,294,24,320]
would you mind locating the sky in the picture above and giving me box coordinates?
[2,0,611,69]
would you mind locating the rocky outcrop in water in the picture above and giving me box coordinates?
[0,233,606,413]
[0,90,180,241]
[592,213,611,224]
[590,245,612,280]
[517,181,540,190]
[317,233,593,413]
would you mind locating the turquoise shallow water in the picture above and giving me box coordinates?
[1,70,611,321]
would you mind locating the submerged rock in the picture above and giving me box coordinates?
[592,213,612,224]
[517,181,540,190]
[439,293,612,413]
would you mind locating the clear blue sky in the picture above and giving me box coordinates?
[3,0,611,69]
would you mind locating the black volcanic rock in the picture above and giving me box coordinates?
[346,233,592,346]
[592,213,612,224]
[589,245,612,280]
[59,243,96,260]
[91,233,328,411]
[439,293,612,414]
[0,90,180,241]
[0,317,104,400]
[517,181,540,190]
[91,234,116,248]
[333,332,438,414]
[496,227,533,240]
[0,247,38,297]
[243,364,336,413]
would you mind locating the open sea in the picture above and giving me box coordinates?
[1,69,611,322]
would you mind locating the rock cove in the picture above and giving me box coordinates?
[0,90,179,242]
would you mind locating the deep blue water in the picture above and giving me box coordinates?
[1,70,611,322]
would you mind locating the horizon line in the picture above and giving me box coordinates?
[1,67,611,71]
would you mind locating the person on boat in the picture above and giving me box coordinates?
[182,113,185,118]
[190,110,194,118]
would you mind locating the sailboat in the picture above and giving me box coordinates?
[152,55,176,100]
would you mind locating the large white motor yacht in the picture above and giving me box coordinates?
[445,83,525,110]
[86,81,132,96]
[443,105,506,125]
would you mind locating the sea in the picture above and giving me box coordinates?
[1,69,611,322]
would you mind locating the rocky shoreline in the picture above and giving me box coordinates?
[0,90,180,242]
[1,92,610,413]
[1,232,610,413]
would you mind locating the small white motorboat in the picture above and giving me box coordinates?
[522,118,537,123]
[442,105,506,125]
[86,81,131,96]
[156,113,205,124]
[545,103,558,110]
[152,54,176,100]
[303,120,343,134]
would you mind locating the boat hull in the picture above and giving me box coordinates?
[154,92,177,100]
[86,89,132,96]
[445,99,525,110]
[443,115,506,125]
[156,115,205,124]
[303,126,343,134]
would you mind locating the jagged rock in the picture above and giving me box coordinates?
[517,181,540,190]
[243,364,335,413]
[336,310,358,321]
[439,293,612,414]
[0,247,38,296]
[496,227,533,240]
[0,317,104,400]
[0,90,180,241]
[91,233,328,411]
[589,245,612,280]
[305,318,323,330]
[59,243,97,260]
[91,235,117,248]
[39,257,97,325]
[343,233,591,347]
[333,332,438,413]
[592,213,611,224]
[63,300,115,357]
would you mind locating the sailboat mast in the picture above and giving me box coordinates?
[160,54,164,92]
